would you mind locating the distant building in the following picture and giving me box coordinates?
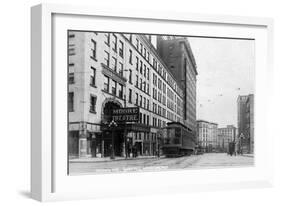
[246,94,254,153]
[218,125,237,152]
[197,120,218,152]
[237,94,254,154]
[157,36,198,138]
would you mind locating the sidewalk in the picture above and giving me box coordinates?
[241,153,254,158]
[69,155,160,163]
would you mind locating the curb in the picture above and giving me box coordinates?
[241,154,254,158]
[69,156,161,163]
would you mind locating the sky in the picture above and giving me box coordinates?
[188,37,255,128]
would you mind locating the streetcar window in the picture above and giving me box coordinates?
[164,127,180,144]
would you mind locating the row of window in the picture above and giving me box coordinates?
[139,112,150,125]
[68,33,76,56]
[132,34,181,98]
[103,33,183,112]
[105,33,151,87]
[70,32,182,102]
[69,91,177,128]
[152,88,167,106]
[135,56,150,80]
[219,131,234,135]
[134,92,150,110]
[69,90,166,128]
[152,102,168,117]
[103,75,124,99]
[167,110,177,122]
[68,65,97,87]
[152,117,166,128]
[104,51,124,77]
[104,33,124,58]
[134,37,150,63]
[68,92,97,113]
[167,99,176,112]
[68,33,184,124]
[101,72,178,122]
[135,74,150,95]
[152,73,167,94]
[133,132,157,142]
[133,89,178,122]
[167,87,177,101]
[152,61,170,89]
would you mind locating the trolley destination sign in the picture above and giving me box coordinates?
[112,107,140,122]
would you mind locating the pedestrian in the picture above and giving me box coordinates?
[132,144,136,158]
[127,146,130,158]
[157,146,160,158]
[134,145,138,158]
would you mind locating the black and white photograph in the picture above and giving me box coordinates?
[67,31,255,175]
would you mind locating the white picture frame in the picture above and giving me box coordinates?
[31,3,274,202]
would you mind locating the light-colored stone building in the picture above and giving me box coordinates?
[197,120,218,152]
[68,31,197,158]
[218,125,237,152]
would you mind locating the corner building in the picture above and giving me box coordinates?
[68,31,188,158]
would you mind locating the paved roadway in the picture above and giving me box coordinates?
[69,153,254,175]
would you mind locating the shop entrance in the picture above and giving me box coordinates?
[101,101,124,157]
[102,130,124,157]
[68,131,79,157]
[135,142,142,156]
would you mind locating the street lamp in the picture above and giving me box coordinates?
[109,119,118,159]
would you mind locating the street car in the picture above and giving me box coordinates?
[161,122,196,157]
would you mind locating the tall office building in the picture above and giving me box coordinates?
[237,94,254,154]
[157,36,198,137]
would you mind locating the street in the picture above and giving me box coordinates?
[69,153,254,175]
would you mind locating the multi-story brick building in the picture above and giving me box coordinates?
[196,120,218,152]
[68,31,192,158]
[237,94,254,154]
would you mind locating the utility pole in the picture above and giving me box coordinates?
[123,69,128,158]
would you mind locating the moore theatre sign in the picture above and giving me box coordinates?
[112,107,139,122]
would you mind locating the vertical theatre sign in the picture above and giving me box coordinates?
[112,107,139,122]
